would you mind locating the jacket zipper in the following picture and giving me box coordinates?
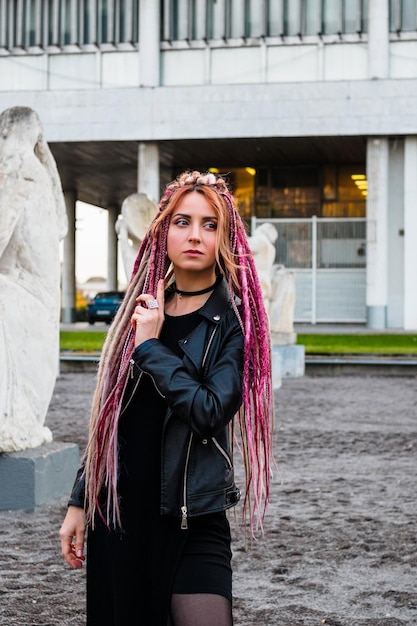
[120,362,143,415]
[212,436,233,468]
[181,433,194,529]
[128,358,166,401]
[180,325,218,529]
[202,325,218,370]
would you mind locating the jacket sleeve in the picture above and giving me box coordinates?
[67,464,86,508]
[131,315,244,438]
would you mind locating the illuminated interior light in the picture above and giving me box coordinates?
[245,167,256,176]
[351,174,366,180]
[208,167,219,174]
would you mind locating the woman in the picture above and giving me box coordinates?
[59,171,273,625]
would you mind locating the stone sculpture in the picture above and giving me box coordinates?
[248,222,296,343]
[248,222,303,383]
[116,192,157,280]
[269,264,296,341]
[0,106,68,452]
[248,223,278,310]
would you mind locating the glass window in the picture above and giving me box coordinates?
[322,166,367,218]
[388,0,416,32]
[62,0,73,45]
[338,167,366,201]
[270,167,320,218]
[390,0,401,31]
[231,167,256,222]
[171,0,188,40]
[284,2,301,36]
[344,1,360,34]
[209,0,225,39]
[400,0,417,31]
[255,167,321,218]
[323,0,341,34]
[255,168,271,218]
[193,0,207,39]
[267,0,283,36]
[361,0,369,32]
[246,0,263,37]
[230,0,245,38]
[304,0,322,36]
[254,165,366,219]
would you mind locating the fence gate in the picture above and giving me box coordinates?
[251,216,367,324]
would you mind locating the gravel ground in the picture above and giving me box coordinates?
[0,371,416,626]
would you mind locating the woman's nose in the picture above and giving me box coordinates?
[189,226,201,242]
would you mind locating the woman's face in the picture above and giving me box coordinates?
[167,191,217,276]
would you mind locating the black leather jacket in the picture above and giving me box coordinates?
[69,278,243,528]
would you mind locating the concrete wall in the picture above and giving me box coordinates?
[1,79,417,145]
[1,37,417,94]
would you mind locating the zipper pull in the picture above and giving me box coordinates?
[180,506,188,530]
[129,359,135,379]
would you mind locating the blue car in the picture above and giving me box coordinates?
[87,291,125,324]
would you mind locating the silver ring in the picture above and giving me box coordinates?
[147,299,159,309]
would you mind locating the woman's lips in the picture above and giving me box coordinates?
[183,249,203,256]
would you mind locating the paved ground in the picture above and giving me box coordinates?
[0,371,416,625]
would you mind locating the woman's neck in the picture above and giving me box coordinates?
[165,273,219,316]
[173,272,217,296]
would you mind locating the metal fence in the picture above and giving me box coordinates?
[251,216,367,324]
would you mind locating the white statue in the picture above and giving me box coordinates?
[0,106,68,452]
[248,223,277,310]
[115,192,157,280]
[249,223,296,343]
[269,264,296,336]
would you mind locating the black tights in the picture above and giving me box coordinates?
[168,593,233,626]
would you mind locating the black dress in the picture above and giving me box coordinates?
[86,310,232,626]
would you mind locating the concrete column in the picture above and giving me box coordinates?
[403,137,417,330]
[137,142,160,203]
[107,205,119,291]
[139,0,160,87]
[368,0,389,79]
[366,137,389,329]
[61,191,76,323]
[387,138,405,328]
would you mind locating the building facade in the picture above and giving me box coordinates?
[1,0,417,328]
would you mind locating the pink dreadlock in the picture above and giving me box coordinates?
[83,170,274,536]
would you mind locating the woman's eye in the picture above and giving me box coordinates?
[205,222,217,230]
[174,218,189,226]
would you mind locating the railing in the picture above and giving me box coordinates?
[3,1,417,54]
[251,216,367,324]
[0,0,140,50]
[162,0,369,42]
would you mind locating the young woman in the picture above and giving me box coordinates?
[59,170,274,626]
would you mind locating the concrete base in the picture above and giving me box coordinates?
[272,344,305,381]
[0,441,79,511]
[367,305,387,329]
[271,331,297,346]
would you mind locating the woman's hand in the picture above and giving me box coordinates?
[132,279,165,348]
[59,505,86,569]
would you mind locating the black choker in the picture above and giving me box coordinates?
[174,276,221,299]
